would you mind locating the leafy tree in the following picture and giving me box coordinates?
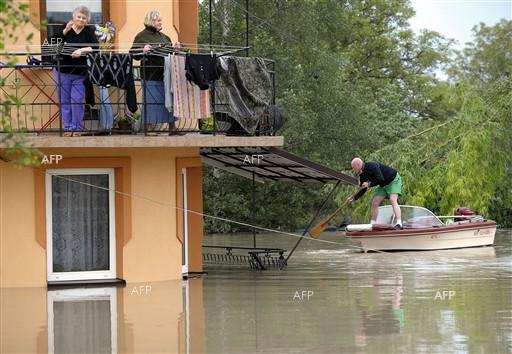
[0,0,42,166]
[199,0,457,232]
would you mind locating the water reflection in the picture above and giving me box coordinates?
[0,230,510,353]
[48,288,116,353]
[0,280,204,353]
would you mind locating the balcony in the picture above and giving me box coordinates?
[1,52,282,148]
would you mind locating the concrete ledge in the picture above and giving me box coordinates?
[15,134,284,148]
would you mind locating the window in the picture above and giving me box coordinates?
[45,168,116,282]
[41,0,109,41]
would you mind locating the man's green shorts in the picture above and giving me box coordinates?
[373,173,402,198]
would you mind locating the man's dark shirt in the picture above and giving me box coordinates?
[354,161,398,200]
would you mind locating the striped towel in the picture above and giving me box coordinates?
[172,55,211,119]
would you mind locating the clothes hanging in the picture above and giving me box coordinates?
[172,56,211,119]
[99,86,114,130]
[86,53,138,113]
[185,54,220,90]
[164,54,173,113]
[215,56,272,135]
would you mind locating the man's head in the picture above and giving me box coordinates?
[351,157,364,174]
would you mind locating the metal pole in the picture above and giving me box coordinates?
[245,0,249,57]
[286,181,341,262]
[56,53,63,136]
[142,53,147,135]
[209,0,216,136]
[252,171,256,249]
[209,0,212,46]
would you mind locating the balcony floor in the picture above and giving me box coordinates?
[5,133,284,148]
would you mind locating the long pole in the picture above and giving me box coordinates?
[245,0,249,56]
[252,171,256,249]
[209,0,212,46]
[286,181,341,262]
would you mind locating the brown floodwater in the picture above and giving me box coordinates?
[1,229,510,353]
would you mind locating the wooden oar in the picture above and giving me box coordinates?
[309,187,366,238]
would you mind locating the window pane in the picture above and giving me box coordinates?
[46,0,103,25]
[52,174,110,272]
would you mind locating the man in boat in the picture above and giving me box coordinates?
[347,158,403,229]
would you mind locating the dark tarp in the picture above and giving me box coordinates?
[215,56,272,135]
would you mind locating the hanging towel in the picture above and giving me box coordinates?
[164,54,173,113]
[172,55,211,119]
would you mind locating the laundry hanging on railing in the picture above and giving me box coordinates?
[171,55,211,119]
[86,53,137,113]
[215,56,273,135]
[163,54,173,113]
[185,53,220,90]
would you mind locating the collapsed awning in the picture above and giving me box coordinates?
[200,146,358,185]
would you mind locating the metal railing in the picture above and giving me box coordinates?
[0,52,277,137]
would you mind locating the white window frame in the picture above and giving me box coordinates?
[47,287,117,353]
[181,168,189,274]
[45,168,116,281]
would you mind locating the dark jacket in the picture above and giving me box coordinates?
[354,161,398,200]
[130,26,172,81]
[51,25,99,75]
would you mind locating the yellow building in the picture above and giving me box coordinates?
[0,0,284,288]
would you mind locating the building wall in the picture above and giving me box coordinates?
[0,147,203,287]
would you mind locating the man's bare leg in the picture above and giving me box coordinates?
[371,195,386,223]
[389,194,401,225]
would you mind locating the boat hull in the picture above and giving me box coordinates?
[346,221,497,251]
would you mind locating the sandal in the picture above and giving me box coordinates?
[63,132,72,137]
[72,132,81,137]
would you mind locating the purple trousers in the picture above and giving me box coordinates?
[54,70,86,131]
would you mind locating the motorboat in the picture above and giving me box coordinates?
[345,205,497,252]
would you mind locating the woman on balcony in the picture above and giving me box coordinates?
[130,11,175,135]
[51,6,98,137]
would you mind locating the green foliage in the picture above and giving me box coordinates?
[449,19,512,86]
[0,0,41,166]
[347,77,512,226]
[199,1,511,231]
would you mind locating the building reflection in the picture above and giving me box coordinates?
[0,279,204,353]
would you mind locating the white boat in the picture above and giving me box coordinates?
[345,205,497,252]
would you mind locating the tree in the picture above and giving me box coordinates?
[199,0,456,232]
[0,0,42,166]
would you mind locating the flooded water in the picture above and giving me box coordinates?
[202,229,512,354]
[1,229,511,353]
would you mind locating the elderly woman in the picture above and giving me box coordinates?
[130,11,175,134]
[51,6,98,137]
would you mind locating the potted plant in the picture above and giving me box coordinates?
[200,115,214,134]
[132,112,141,133]
[115,116,133,134]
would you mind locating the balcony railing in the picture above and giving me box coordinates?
[0,52,277,137]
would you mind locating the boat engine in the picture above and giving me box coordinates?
[455,207,476,221]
